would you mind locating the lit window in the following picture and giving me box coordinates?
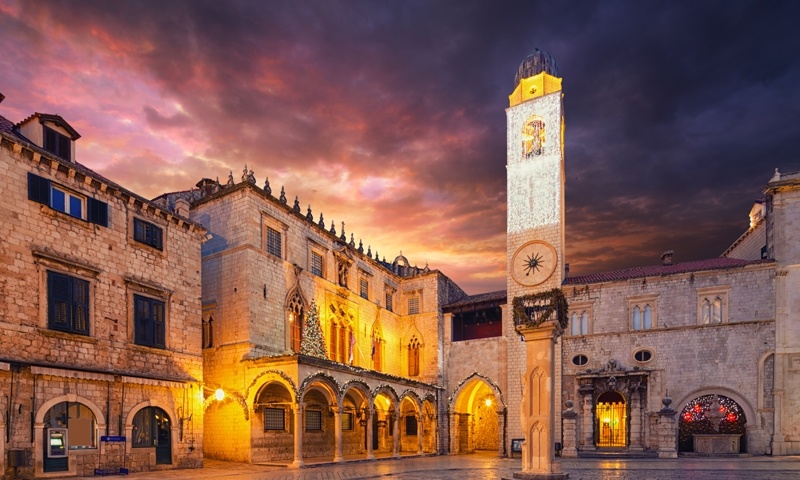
[132,407,170,448]
[43,402,96,452]
[133,218,163,250]
[310,251,323,277]
[48,271,90,336]
[264,408,285,431]
[408,297,420,315]
[266,226,282,258]
[360,278,369,300]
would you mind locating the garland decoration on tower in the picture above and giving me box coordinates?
[300,300,328,358]
[512,288,568,330]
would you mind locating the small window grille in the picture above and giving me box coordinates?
[305,410,322,431]
[360,278,369,300]
[408,297,420,315]
[267,227,282,258]
[342,412,353,431]
[264,408,285,431]
[385,292,393,312]
[405,415,418,436]
[311,251,323,276]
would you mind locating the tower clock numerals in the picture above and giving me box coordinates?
[512,240,557,287]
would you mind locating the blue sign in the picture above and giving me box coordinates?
[100,436,126,442]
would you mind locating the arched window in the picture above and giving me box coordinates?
[132,407,172,464]
[43,401,97,473]
[287,291,304,353]
[580,312,589,335]
[408,336,420,377]
[711,297,722,323]
[632,306,641,330]
[329,322,338,362]
[570,313,579,336]
[643,305,653,329]
[701,298,711,324]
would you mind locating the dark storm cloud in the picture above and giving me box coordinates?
[4,0,800,291]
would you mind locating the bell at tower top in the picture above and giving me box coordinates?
[509,48,562,107]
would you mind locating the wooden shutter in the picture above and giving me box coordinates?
[48,272,71,330]
[135,295,151,345]
[153,300,165,347]
[28,172,51,205]
[72,277,89,334]
[58,133,71,162]
[153,224,163,250]
[87,198,108,227]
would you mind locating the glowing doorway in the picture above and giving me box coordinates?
[595,391,626,447]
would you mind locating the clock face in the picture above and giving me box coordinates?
[512,240,558,286]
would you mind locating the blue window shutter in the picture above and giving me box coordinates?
[72,277,90,334]
[135,295,151,345]
[153,301,165,347]
[87,198,108,227]
[154,225,163,250]
[28,172,51,205]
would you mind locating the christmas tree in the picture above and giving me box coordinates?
[300,300,327,358]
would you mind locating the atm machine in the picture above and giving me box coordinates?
[47,429,68,458]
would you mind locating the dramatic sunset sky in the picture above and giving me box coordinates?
[2,1,799,294]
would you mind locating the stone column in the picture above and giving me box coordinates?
[334,406,344,462]
[579,383,595,451]
[417,415,423,454]
[628,387,643,452]
[366,408,375,460]
[393,410,400,457]
[292,403,305,468]
[657,396,677,459]
[514,320,569,480]
[561,401,578,458]
[498,408,506,457]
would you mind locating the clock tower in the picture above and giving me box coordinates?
[506,48,565,299]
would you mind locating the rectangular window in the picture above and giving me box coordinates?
[360,278,369,300]
[408,297,420,315]
[48,271,90,335]
[134,294,166,349]
[311,251,323,277]
[385,292,393,312]
[342,412,353,431]
[305,410,322,431]
[405,415,418,436]
[43,125,71,162]
[267,226,282,258]
[133,218,163,250]
[28,173,108,226]
[264,408,285,431]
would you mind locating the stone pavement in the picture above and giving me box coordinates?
[76,452,800,480]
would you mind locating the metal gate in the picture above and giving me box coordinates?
[595,391,627,448]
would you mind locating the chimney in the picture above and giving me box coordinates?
[661,250,674,266]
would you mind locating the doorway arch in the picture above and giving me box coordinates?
[595,390,626,447]
[450,374,505,455]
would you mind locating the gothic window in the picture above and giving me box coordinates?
[521,114,545,158]
[629,295,657,331]
[697,287,728,325]
[287,290,305,353]
[408,336,420,376]
[569,311,590,336]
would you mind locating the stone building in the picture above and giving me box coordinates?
[154,175,464,465]
[0,104,207,477]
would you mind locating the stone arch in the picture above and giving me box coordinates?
[675,386,755,428]
[676,388,751,453]
[299,373,340,407]
[340,380,371,405]
[246,370,298,404]
[757,350,775,421]
[449,373,505,455]
[399,390,422,412]
[371,385,399,454]
[124,400,179,457]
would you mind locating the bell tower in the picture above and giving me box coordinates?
[506,48,565,299]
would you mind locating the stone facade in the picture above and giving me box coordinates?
[0,112,206,478]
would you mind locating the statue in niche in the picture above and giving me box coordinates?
[337,260,349,288]
[522,115,545,157]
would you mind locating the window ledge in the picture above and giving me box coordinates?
[129,343,173,357]
[38,328,97,344]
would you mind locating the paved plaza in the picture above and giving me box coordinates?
[74,452,800,480]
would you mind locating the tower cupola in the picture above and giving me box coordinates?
[514,48,559,86]
[509,48,562,107]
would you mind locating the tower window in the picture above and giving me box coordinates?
[266,226,282,258]
[408,297,420,315]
